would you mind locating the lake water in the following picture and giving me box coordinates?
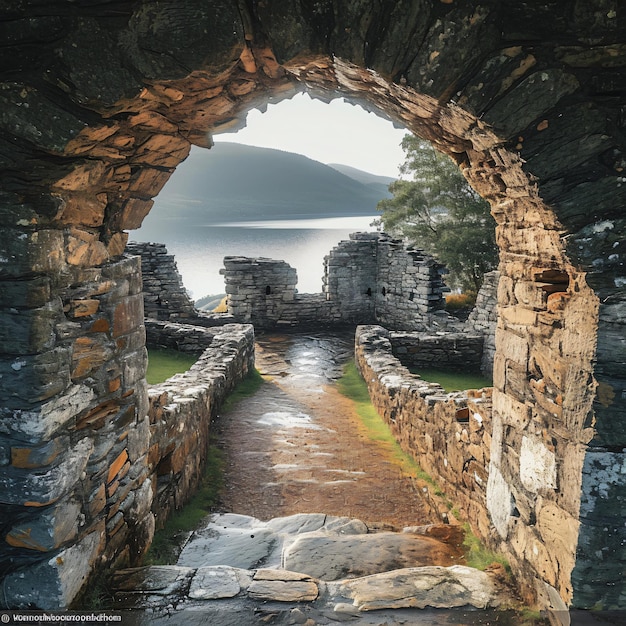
[132,215,379,300]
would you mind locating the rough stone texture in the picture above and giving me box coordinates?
[354,325,493,540]
[126,242,196,321]
[145,322,255,526]
[223,233,453,330]
[390,331,483,374]
[109,512,503,613]
[0,0,624,610]
[354,323,604,611]
[466,271,500,376]
[109,561,502,615]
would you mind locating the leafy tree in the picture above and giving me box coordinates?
[376,135,498,292]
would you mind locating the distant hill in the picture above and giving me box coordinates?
[327,163,395,196]
[136,143,393,235]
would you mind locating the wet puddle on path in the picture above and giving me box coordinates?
[215,331,441,531]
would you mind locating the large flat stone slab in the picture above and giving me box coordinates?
[282,530,461,581]
[334,565,499,611]
[188,566,243,600]
[177,514,279,569]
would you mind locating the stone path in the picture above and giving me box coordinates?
[109,332,520,624]
[216,332,441,529]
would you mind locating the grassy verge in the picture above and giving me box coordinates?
[337,361,437,487]
[410,367,492,392]
[146,348,198,385]
[222,367,265,411]
[462,522,510,572]
[338,361,510,573]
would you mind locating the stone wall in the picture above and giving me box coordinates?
[466,271,500,376]
[1,254,152,609]
[391,331,484,373]
[144,321,255,527]
[322,232,378,322]
[354,325,493,542]
[126,242,196,321]
[223,233,452,330]
[354,323,587,610]
[371,236,449,328]
[1,0,625,611]
[0,262,255,609]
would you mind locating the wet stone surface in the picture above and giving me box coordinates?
[111,516,506,624]
[108,332,525,623]
[216,331,440,529]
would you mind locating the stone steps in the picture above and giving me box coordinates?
[109,513,508,623]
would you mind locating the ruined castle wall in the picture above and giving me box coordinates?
[390,331,484,373]
[222,233,453,330]
[126,242,196,321]
[2,0,624,611]
[354,323,577,604]
[0,252,254,609]
[221,256,341,328]
[145,321,255,526]
[354,325,493,538]
[466,271,500,376]
[323,233,378,322]
[1,255,153,609]
[374,237,449,330]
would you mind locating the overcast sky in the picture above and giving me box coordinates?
[213,93,408,178]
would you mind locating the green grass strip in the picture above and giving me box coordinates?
[222,367,265,411]
[337,361,435,485]
[462,522,510,573]
[409,367,492,393]
[146,348,198,385]
[339,361,510,574]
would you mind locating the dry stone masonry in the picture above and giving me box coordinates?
[144,321,254,528]
[1,0,625,612]
[223,232,452,330]
[354,326,493,537]
[354,323,597,611]
[466,271,500,376]
[126,242,196,321]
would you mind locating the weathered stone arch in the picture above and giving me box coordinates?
[0,0,624,611]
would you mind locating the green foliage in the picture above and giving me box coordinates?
[376,135,498,291]
[410,368,492,392]
[462,523,510,573]
[222,367,265,412]
[146,348,198,385]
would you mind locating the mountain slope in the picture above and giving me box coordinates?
[327,163,395,187]
[137,143,392,234]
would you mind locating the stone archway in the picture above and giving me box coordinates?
[0,0,624,611]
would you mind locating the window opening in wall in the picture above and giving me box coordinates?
[133,94,406,305]
[366,287,372,296]
[381,286,386,296]
[409,291,414,301]
[265,285,272,295]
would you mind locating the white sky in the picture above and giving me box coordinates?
[213,93,407,178]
